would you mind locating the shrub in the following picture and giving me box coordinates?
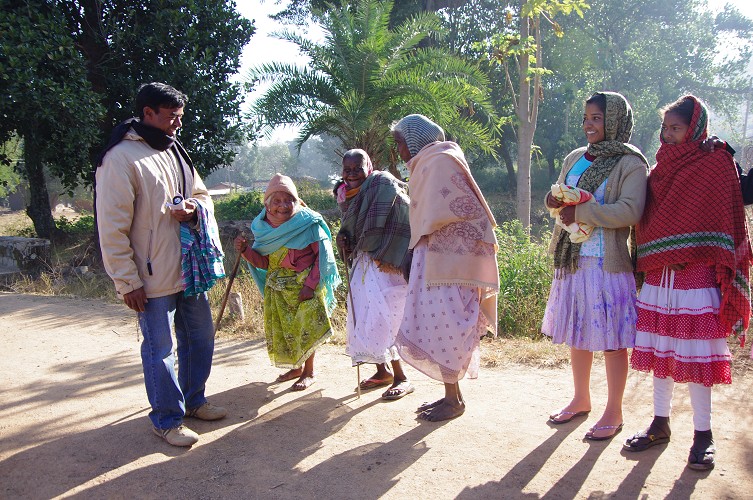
[55,215,94,237]
[495,220,552,339]
[214,191,265,221]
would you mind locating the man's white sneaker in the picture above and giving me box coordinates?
[185,402,227,421]
[152,424,199,447]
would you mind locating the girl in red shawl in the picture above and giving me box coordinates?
[624,95,752,472]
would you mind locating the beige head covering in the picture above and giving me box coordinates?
[264,173,299,204]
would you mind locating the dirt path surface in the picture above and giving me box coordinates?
[1,292,751,499]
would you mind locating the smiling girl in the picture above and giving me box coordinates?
[624,95,752,471]
[335,149,414,400]
[543,92,649,440]
[234,174,341,391]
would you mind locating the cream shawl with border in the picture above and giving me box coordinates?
[407,141,500,333]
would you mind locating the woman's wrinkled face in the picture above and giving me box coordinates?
[661,111,690,145]
[393,132,412,162]
[266,192,297,222]
[582,102,606,144]
[342,156,368,189]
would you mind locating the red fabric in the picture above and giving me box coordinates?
[244,242,320,290]
[630,350,731,386]
[637,98,752,341]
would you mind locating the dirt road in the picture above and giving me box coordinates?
[1,292,751,499]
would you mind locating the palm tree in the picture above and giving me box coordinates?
[250,0,496,171]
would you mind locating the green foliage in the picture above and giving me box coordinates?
[214,192,265,221]
[495,220,552,338]
[252,0,496,170]
[55,215,95,237]
[296,178,338,213]
[213,181,338,223]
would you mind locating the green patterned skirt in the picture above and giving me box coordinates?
[264,247,333,369]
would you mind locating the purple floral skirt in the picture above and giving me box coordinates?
[542,257,637,351]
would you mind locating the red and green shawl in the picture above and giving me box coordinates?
[637,95,752,339]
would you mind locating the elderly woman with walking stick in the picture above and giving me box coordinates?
[335,148,414,400]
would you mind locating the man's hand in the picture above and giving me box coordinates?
[123,287,148,312]
[298,285,315,302]
[170,199,197,223]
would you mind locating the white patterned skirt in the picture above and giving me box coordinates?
[395,242,486,383]
[345,252,407,366]
[631,263,732,386]
[542,256,637,351]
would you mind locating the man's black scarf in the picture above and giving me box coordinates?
[96,118,194,174]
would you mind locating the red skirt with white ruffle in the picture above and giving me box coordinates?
[631,262,732,387]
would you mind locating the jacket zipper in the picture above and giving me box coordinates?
[147,230,153,275]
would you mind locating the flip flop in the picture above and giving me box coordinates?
[548,410,590,425]
[359,376,393,390]
[382,381,415,400]
[585,423,624,441]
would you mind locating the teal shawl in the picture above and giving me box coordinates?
[247,206,341,315]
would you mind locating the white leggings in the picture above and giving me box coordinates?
[653,376,712,431]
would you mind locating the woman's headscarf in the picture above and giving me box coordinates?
[392,114,445,158]
[553,91,649,272]
[264,173,304,226]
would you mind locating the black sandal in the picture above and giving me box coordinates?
[623,416,671,452]
[687,430,715,471]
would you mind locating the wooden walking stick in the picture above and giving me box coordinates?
[214,235,245,334]
[339,238,361,398]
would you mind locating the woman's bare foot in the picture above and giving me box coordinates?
[416,399,444,413]
[419,399,465,422]
[276,368,303,383]
[291,375,315,391]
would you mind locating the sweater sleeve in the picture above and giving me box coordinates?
[303,242,321,290]
[574,156,648,229]
[95,151,144,297]
[242,248,269,269]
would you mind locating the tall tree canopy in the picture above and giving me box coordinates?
[537,0,753,177]
[0,0,254,238]
[251,0,496,171]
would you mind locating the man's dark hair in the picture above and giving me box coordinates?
[135,82,188,119]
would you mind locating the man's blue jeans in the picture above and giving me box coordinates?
[137,292,215,430]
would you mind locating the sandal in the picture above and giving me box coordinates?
[585,423,623,441]
[359,376,393,390]
[687,430,715,471]
[382,381,415,401]
[623,416,671,452]
[548,410,590,425]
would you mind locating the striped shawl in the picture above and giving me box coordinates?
[339,170,411,271]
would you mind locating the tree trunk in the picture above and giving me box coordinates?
[23,133,56,239]
[497,140,516,192]
[516,125,533,228]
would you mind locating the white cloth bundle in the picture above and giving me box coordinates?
[548,184,596,243]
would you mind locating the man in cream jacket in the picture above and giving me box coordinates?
[96,82,226,447]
